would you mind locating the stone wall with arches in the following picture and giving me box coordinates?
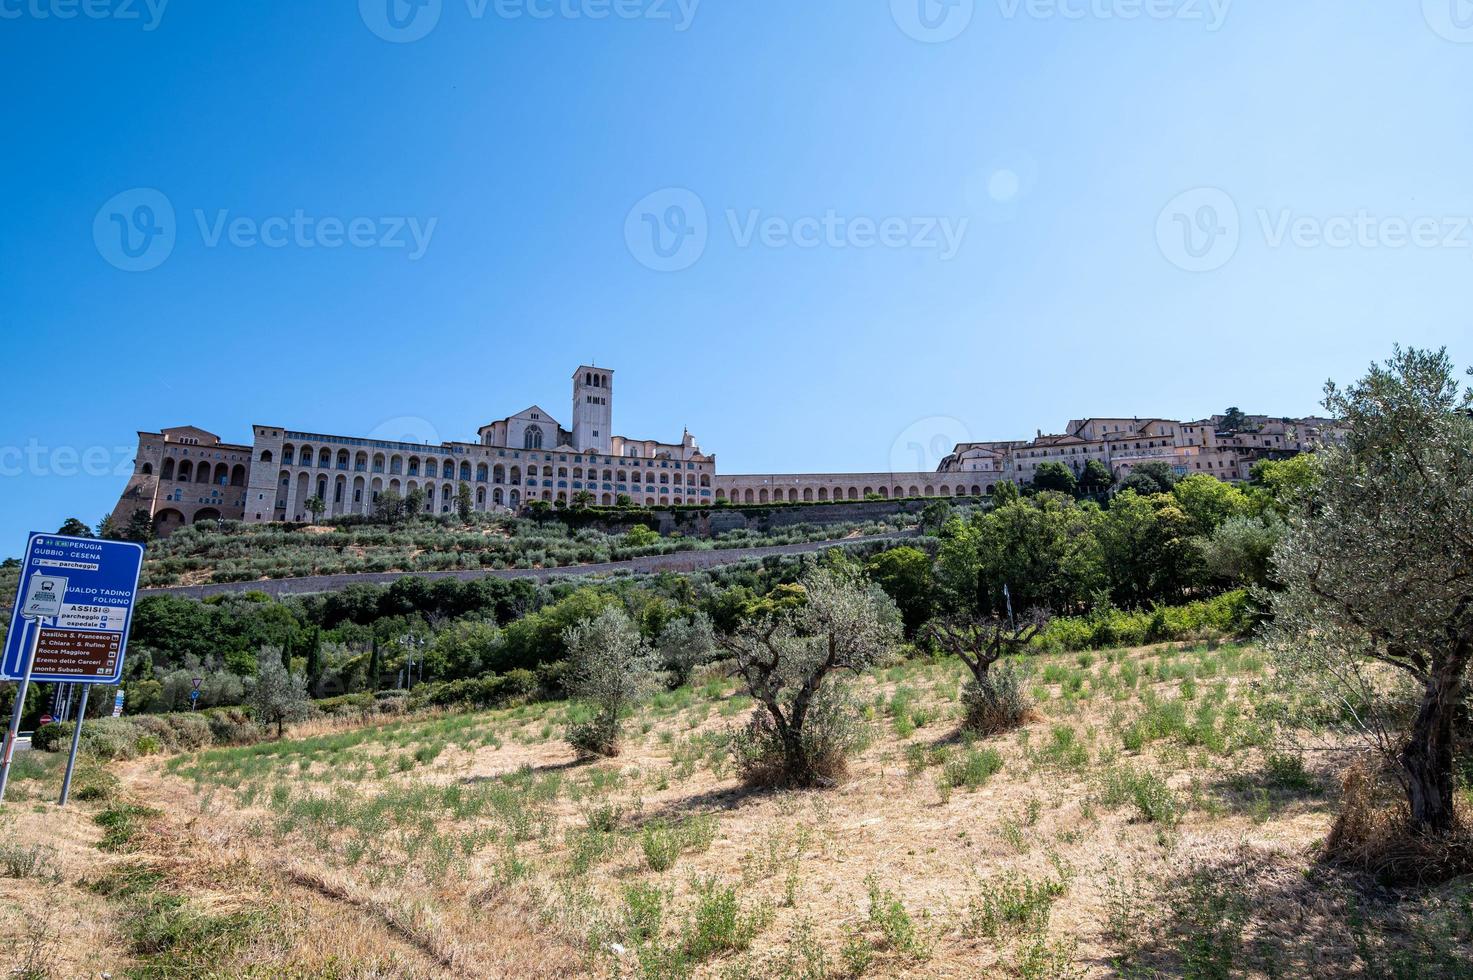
[712,472,995,507]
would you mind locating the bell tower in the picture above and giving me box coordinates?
[572,366,613,453]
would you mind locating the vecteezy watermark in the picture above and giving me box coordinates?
[0,441,137,479]
[891,0,974,43]
[1155,187,1240,273]
[892,0,1229,41]
[624,188,708,272]
[625,187,970,271]
[889,416,971,477]
[93,188,438,271]
[93,188,177,272]
[1157,186,1473,272]
[1422,0,1473,43]
[0,0,169,30]
[194,210,437,260]
[366,415,445,447]
[360,0,699,43]
[994,0,1231,30]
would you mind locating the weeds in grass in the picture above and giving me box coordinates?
[0,843,58,881]
[964,873,1066,938]
[1013,932,1080,980]
[642,813,719,872]
[1168,866,1249,979]
[1095,764,1182,826]
[842,875,933,967]
[941,747,1003,791]
[94,802,160,852]
[683,877,772,960]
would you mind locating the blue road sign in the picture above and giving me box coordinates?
[188,689,200,702]
[3,534,144,685]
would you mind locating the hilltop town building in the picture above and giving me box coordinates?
[109,365,1343,535]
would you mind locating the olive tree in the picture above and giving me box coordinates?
[721,569,901,787]
[1269,347,1472,835]
[563,606,658,757]
[929,610,1048,735]
[248,647,311,739]
[656,611,718,687]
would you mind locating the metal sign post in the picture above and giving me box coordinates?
[0,534,144,807]
[56,686,90,807]
[0,617,46,803]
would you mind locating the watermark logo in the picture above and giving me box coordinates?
[93,189,439,269]
[1158,188,1473,272]
[0,0,170,30]
[891,0,974,42]
[994,0,1231,30]
[366,415,445,447]
[361,0,699,42]
[1156,187,1239,273]
[93,188,176,273]
[0,440,137,479]
[1422,0,1473,42]
[890,415,971,476]
[625,189,970,270]
[193,210,437,259]
[359,0,442,42]
[625,188,708,272]
[727,210,969,259]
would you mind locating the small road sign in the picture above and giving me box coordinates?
[111,690,125,718]
[20,574,67,620]
[191,676,203,690]
[39,715,53,726]
[189,689,200,702]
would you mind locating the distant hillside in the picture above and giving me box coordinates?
[132,511,922,588]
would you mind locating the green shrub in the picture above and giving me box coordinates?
[729,687,870,789]
[1040,591,1251,652]
[960,664,1032,736]
[203,707,258,745]
[32,722,69,752]
[942,748,1004,790]
[641,821,683,872]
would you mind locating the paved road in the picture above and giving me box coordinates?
[144,531,919,601]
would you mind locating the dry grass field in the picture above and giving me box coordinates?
[2,639,1470,978]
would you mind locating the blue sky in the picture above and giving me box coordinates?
[1,0,1469,550]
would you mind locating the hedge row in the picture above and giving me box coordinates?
[1037,590,1253,652]
[405,669,540,712]
[32,707,259,760]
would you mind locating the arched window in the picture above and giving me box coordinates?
[261,450,273,463]
[141,462,153,475]
[524,426,544,450]
[161,458,174,480]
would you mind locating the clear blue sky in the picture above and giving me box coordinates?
[1,0,1469,551]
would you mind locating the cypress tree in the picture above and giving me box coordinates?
[367,639,382,692]
[304,628,323,697]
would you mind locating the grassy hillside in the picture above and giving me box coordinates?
[135,512,919,588]
[5,638,1468,978]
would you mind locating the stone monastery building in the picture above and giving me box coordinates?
[110,364,1342,536]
